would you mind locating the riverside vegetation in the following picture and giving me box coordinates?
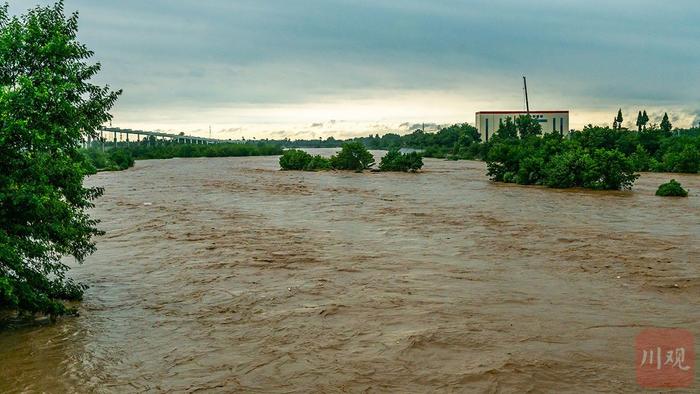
[81,142,283,172]
[272,115,699,190]
[279,142,424,172]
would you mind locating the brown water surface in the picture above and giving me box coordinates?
[1,152,699,392]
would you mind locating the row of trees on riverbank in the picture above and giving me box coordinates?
[80,142,283,172]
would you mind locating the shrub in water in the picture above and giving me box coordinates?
[108,149,135,170]
[487,133,640,191]
[583,149,639,190]
[279,149,312,170]
[655,179,688,197]
[304,155,332,171]
[379,150,424,172]
[330,142,375,171]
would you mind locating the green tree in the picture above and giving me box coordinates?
[583,149,639,190]
[279,149,312,170]
[660,112,672,133]
[661,145,700,173]
[330,142,375,171]
[515,115,543,138]
[636,111,643,132]
[642,110,649,130]
[494,117,518,140]
[655,179,688,197]
[379,150,423,172]
[0,2,121,316]
[615,109,623,130]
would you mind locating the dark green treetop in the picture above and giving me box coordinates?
[495,117,518,140]
[636,111,643,131]
[615,109,623,129]
[660,112,672,133]
[515,115,542,138]
[330,142,375,171]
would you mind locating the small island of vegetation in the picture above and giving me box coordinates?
[655,179,688,197]
[279,142,424,172]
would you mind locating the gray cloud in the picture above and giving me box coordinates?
[687,110,700,128]
[8,0,700,134]
[408,123,440,132]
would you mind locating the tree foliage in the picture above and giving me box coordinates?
[636,111,643,131]
[486,129,640,190]
[278,149,312,170]
[330,142,375,171]
[660,112,672,133]
[495,117,518,140]
[81,148,134,172]
[655,179,688,197]
[0,2,121,316]
[378,150,424,172]
[279,143,375,171]
[615,109,623,129]
[515,115,543,138]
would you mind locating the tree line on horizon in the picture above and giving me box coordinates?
[259,114,699,173]
[613,108,676,132]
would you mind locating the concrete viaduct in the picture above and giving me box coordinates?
[87,127,234,147]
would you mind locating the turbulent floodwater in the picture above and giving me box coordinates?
[1,151,699,392]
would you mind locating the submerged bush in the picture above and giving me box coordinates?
[81,148,135,172]
[304,155,332,171]
[379,150,424,172]
[330,142,375,171]
[655,179,688,197]
[82,149,110,170]
[109,149,135,170]
[487,133,639,191]
[279,143,375,171]
[279,149,312,170]
[543,148,594,188]
[583,149,639,190]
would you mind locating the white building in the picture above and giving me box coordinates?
[476,111,570,142]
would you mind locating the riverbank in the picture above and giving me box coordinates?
[1,156,698,392]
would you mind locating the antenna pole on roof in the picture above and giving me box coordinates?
[523,76,530,115]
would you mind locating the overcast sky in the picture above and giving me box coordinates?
[10,0,700,138]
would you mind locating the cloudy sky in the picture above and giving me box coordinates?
[10,0,700,139]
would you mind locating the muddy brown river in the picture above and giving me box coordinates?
[1,152,699,392]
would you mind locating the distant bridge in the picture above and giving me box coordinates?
[89,127,235,147]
